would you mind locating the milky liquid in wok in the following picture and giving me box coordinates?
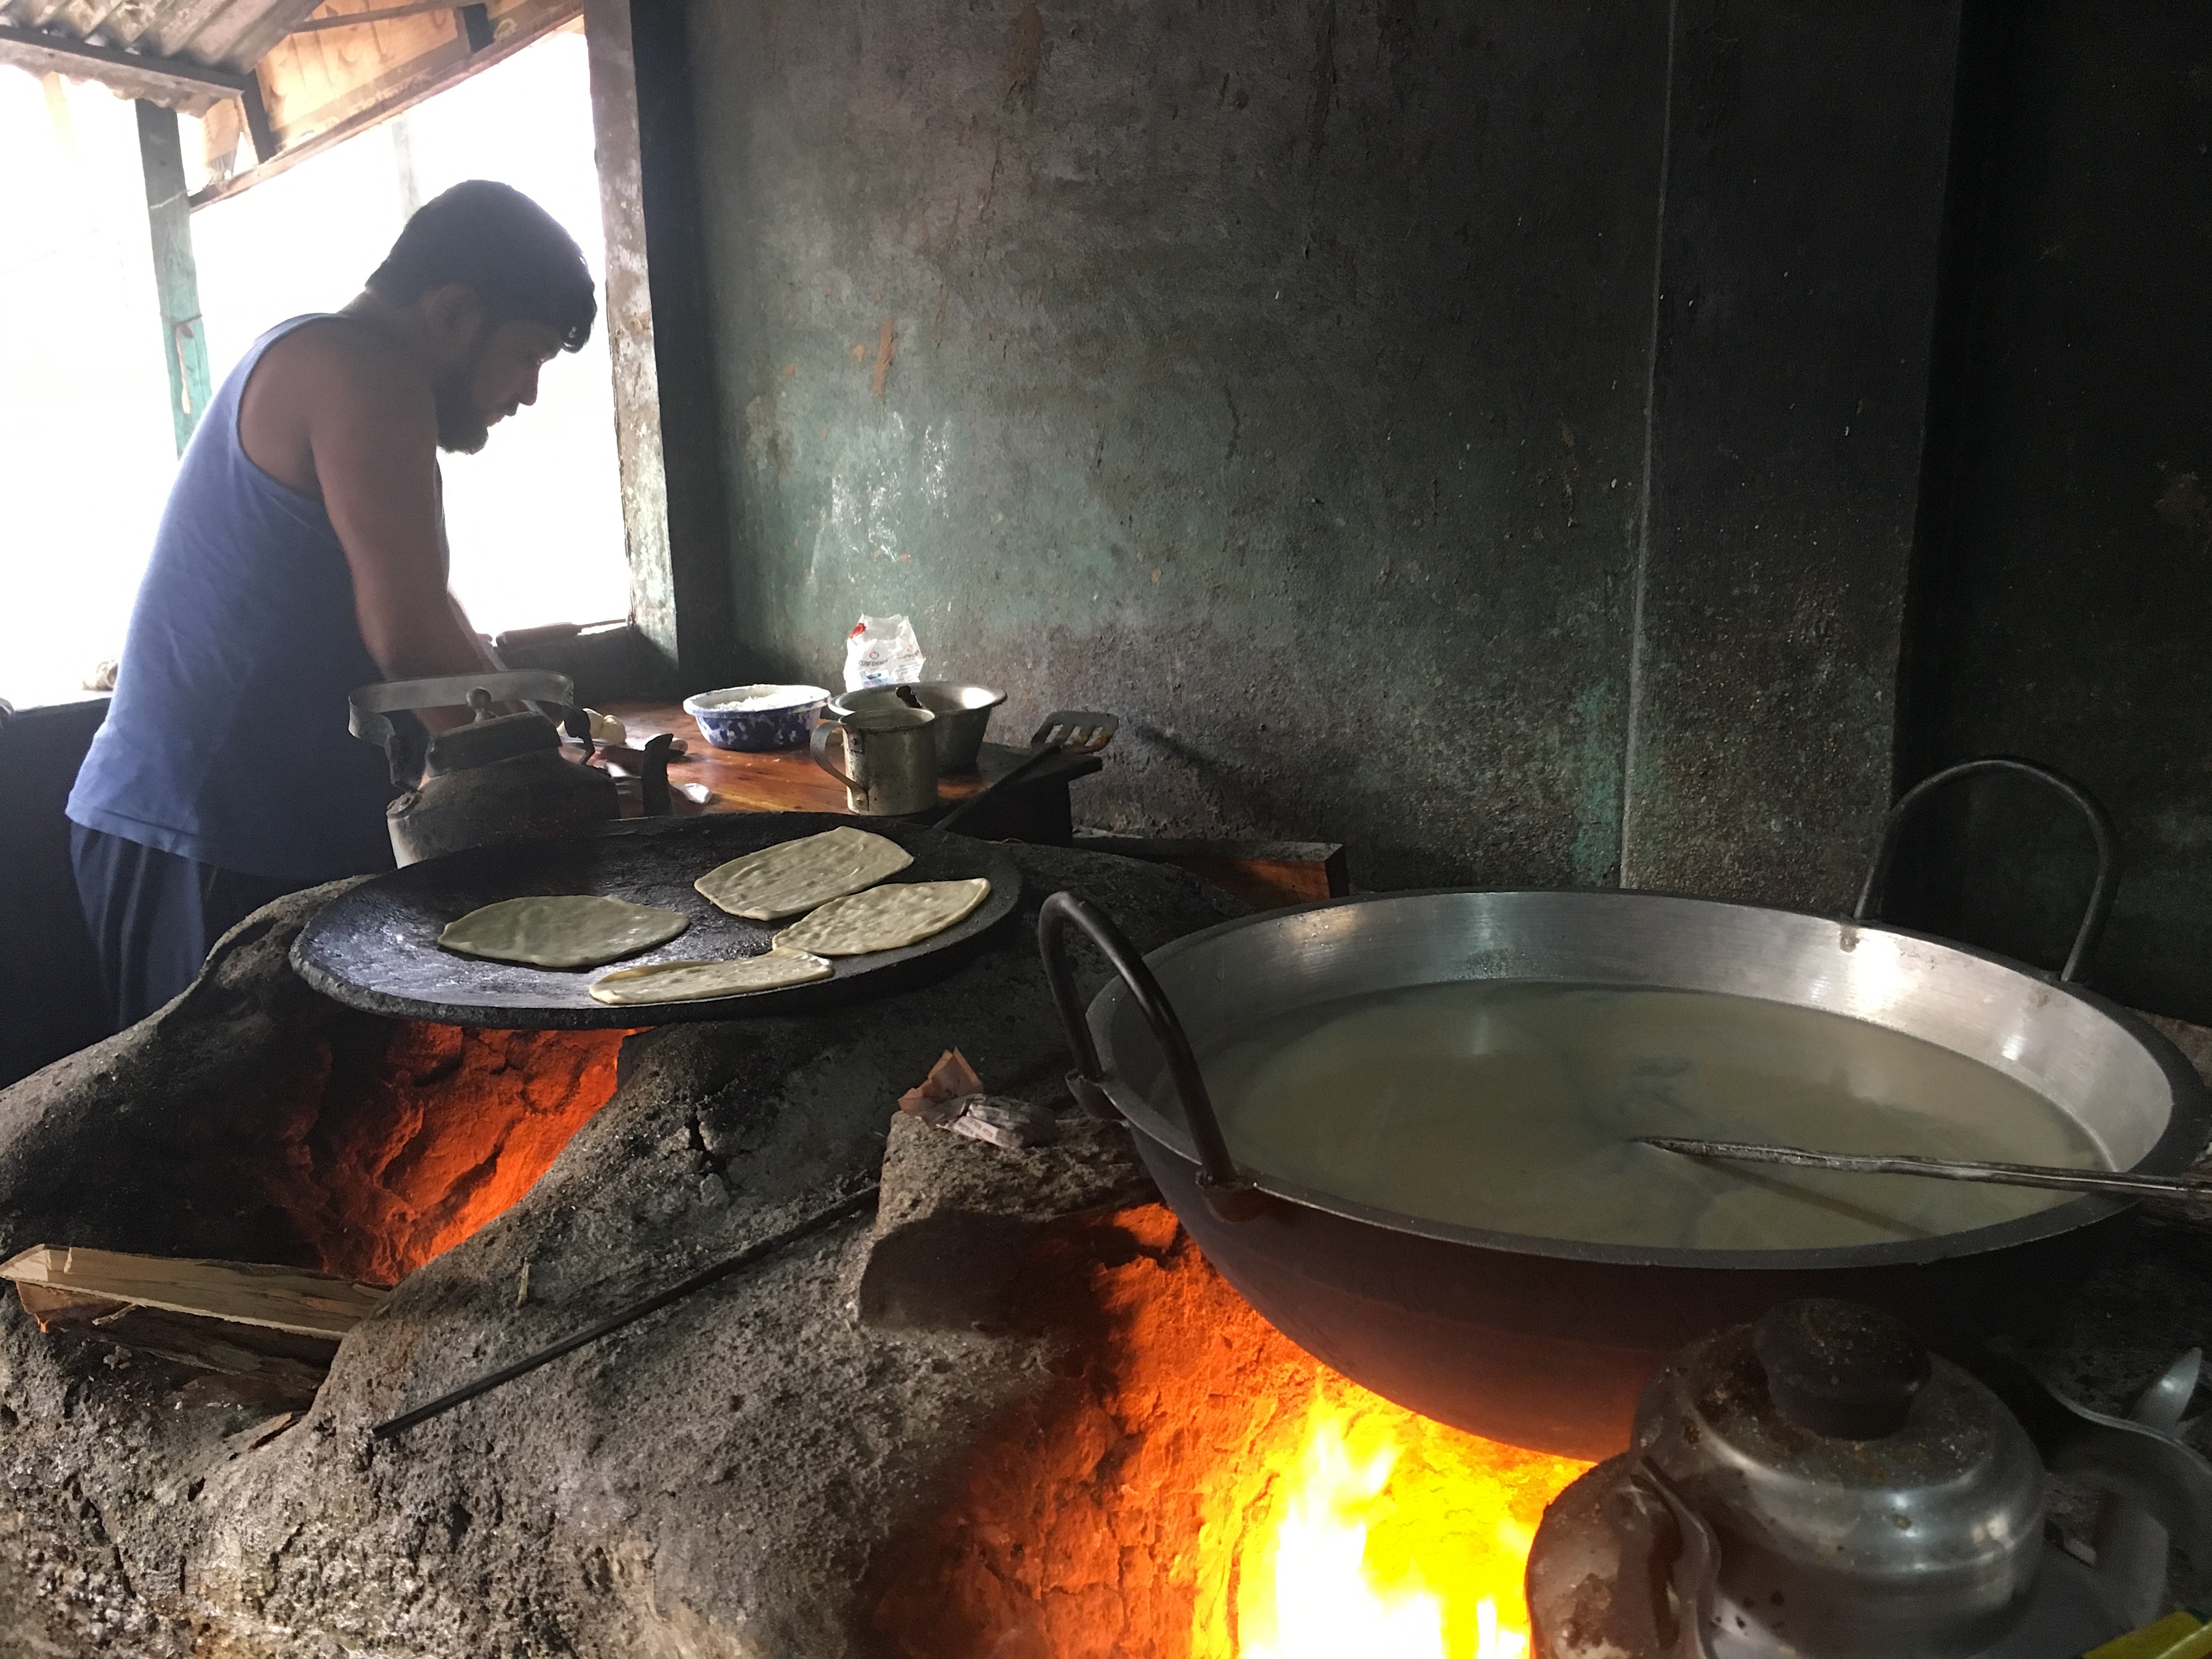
[1193,983,2105,1250]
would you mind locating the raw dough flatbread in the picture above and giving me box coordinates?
[693,826,915,921]
[589,950,834,1005]
[438,895,689,969]
[772,878,991,956]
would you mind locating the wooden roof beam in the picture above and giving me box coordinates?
[0,20,251,106]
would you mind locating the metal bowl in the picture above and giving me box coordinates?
[682,684,830,751]
[1045,886,2211,1458]
[830,682,1006,772]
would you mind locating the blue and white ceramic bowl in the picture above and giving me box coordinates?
[682,684,832,751]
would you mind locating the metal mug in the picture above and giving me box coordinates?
[810,706,939,815]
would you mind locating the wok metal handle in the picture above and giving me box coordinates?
[1036,890,1270,1222]
[1854,756,2119,984]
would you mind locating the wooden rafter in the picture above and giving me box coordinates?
[288,1,467,31]
[0,19,252,105]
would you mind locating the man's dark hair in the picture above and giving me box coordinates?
[366,180,596,352]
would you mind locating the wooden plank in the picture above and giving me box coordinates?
[289,2,477,32]
[213,0,343,77]
[0,1245,387,1338]
[15,1283,337,1397]
[0,21,250,106]
[1072,833,1351,911]
[134,101,213,454]
[191,0,575,208]
[239,74,276,161]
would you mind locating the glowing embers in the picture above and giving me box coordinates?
[270,1021,629,1285]
[1202,1393,1577,1659]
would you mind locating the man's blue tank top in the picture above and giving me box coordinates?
[69,315,397,882]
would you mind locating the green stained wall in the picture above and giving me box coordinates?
[664,2,1959,915]
[684,2,1662,890]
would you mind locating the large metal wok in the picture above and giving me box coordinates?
[1041,760,2212,1459]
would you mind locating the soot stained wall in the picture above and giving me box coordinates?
[686,1,1669,888]
[1903,2,2212,1020]
[1623,1,1960,908]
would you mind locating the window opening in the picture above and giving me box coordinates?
[189,23,627,640]
[0,70,179,709]
[0,22,624,709]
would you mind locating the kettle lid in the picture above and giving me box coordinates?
[1751,1298,1932,1440]
[1632,1298,2046,1656]
[424,709,562,775]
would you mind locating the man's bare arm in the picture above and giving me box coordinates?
[301,345,486,687]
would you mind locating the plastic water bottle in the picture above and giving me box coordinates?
[843,614,925,691]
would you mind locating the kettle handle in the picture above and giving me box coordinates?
[350,672,583,788]
[1853,755,2119,983]
[1036,890,1269,1223]
[810,721,860,791]
[1972,1345,2212,1573]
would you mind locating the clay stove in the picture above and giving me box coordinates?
[0,847,2207,1658]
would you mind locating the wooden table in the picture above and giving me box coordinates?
[597,700,1103,844]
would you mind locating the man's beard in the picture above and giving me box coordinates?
[432,333,492,454]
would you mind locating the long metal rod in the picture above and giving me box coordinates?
[370,1184,878,1441]
[1640,1136,2212,1205]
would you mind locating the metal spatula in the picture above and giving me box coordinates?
[936,710,1117,833]
[1640,1135,2212,1206]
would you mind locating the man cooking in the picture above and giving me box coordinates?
[66,179,597,1030]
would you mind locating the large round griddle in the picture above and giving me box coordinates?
[291,814,1021,1029]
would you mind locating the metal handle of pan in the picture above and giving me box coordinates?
[937,746,1059,833]
[1036,890,1271,1223]
[1853,755,2119,984]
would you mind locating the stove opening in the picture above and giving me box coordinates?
[265,1019,629,1285]
[871,1205,1589,1657]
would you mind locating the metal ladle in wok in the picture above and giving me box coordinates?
[1639,1135,2212,1206]
[1038,757,2212,1459]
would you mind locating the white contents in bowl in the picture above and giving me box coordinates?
[1193,982,2105,1251]
[693,684,821,712]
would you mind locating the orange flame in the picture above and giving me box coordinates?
[1194,1384,1580,1659]
[869,1207,1587,1658]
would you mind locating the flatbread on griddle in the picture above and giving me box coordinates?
[693,826,915,921]
[589,950,834,1005]
[771,878,991,957]
[438,895,689,969]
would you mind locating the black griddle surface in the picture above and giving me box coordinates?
[290,814,1021,1028]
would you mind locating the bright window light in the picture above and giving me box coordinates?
[192,25,628,642]
[0,25,625,710]
[0,69,178,709]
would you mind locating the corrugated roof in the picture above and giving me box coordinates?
[0,0,323,108]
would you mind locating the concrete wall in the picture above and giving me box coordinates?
[669,0,1959,904]
[1899,1,2212,1020]
[686,1,1667,891]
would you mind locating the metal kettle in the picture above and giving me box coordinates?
[349,671,619,866]
[1526,1299,2212,1659]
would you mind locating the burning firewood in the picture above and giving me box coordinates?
[897,1048,1060,1148]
